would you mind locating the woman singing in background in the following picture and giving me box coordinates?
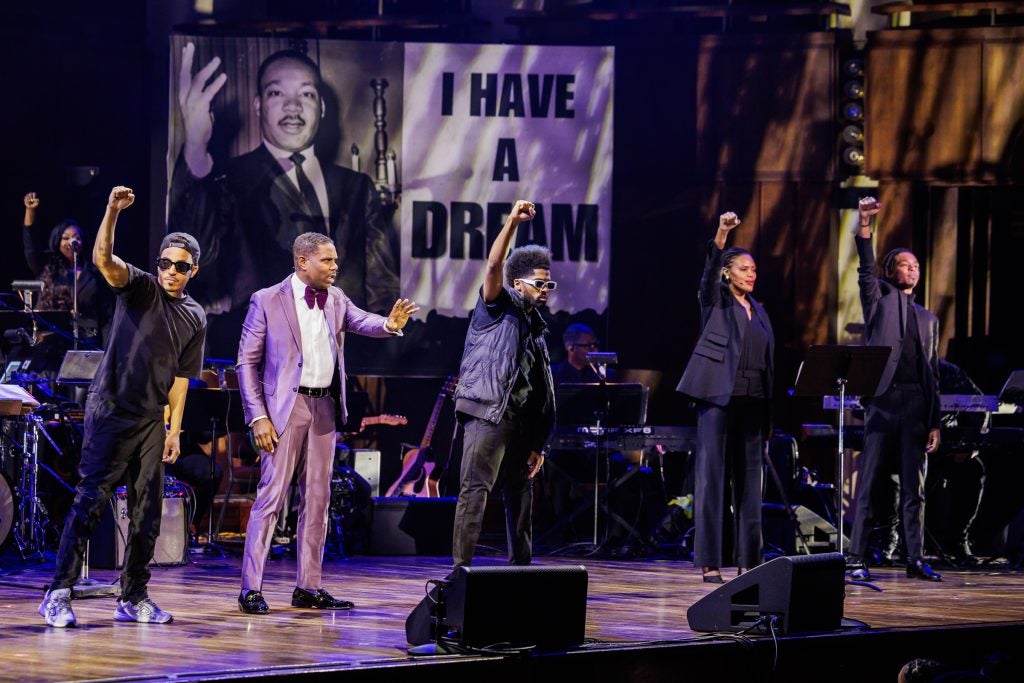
[676,212,774,583]
[22,192,113,345]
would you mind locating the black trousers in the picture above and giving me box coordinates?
[693,399,765,569]
[452,416,533,568]
[850,384,929,562]
[51,393,165,602]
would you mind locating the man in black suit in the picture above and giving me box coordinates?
[848,196,943,582]
[170,43,399,354]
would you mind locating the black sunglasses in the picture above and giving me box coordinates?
[519,278,558,291]
[571,342,599,350]
[156,258,194,274]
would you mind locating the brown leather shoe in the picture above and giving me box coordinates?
[291,587,354,610]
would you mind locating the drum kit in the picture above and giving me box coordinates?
[0,380,79,558]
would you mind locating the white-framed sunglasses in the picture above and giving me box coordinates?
[518,278,558,291]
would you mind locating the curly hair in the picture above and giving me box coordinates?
[504,244,552,286]
[39,219,82,310]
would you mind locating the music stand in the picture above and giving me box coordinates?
[998,370,1024,409]
[552,382,648,552]
[180,383,244,554]
[794,345,889,577]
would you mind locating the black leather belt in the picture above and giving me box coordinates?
[297,386,331,398]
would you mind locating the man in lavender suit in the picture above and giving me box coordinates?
[236,232,418,614]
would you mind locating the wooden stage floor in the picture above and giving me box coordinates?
[1,551,1023,682]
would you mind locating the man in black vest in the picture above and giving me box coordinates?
[848,196,942,582]
[451,200,555,568]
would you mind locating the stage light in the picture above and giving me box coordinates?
[844,80,864,100]
[843,147,865,167]
[842,125,863,145]
[843,58,864,78]
[842,102,864,122]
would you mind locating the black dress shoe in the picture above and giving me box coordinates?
[906,559,943,582]
[239,590,269,614]
[291,587,354,610]
[850,566,872,581]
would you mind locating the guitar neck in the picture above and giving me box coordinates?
[420,392,447,448]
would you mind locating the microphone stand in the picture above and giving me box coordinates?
[72,248,80,350]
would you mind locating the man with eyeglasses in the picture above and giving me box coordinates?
[551,323,616,386]
[451,199,556,569]
[39,186,207,627]
[547,323,616,541]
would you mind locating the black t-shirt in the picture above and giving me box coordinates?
[90,263,207,419]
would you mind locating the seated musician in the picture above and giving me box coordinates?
[546,324,620,543]
[927,359,989,563]
[164,429,225,539]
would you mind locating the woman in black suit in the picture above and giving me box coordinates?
[677,212,774,583]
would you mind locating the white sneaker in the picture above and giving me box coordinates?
[39,588,77,628]
[113,597,173,623]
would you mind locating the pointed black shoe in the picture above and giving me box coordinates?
[906,559,942,582]
[291,587,354,610]
[239,590,269,614]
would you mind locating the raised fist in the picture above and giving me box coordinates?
[719,211,741,231]
[108,186,135,211]
[511,200,536,224]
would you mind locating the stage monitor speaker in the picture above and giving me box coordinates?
[89,478,188,569]
[352,449,381,497]
[406,565,588,652]
[57,350,103,384]
[687,552,845,635]
[370,497,455,555]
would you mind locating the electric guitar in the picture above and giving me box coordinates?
[384,376,458,497]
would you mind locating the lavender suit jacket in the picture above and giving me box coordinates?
[236,276,392,432]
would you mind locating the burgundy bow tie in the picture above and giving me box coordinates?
[304,286,328,310]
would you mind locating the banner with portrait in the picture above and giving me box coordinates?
[167,35,613,375]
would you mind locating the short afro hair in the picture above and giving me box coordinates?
[293,232,333,263]
[257,49,322,93]
[504,244,552,287]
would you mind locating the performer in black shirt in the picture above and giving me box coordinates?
[39,186,207,627]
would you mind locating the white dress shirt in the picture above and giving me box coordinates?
[290,274,337,388]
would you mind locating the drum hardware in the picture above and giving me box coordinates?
[8,413,54,558]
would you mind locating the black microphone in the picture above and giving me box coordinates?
[69,236,82,252]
